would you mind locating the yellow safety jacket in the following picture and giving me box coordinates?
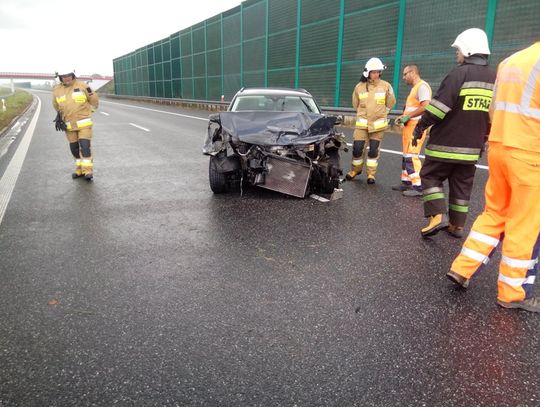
[352,78,396,133]
[52,79,99,131]
[490,42,540,153]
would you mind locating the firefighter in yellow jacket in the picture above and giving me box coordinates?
[447,41,540,313]
[52,68,99,181]
[346,57,396,184]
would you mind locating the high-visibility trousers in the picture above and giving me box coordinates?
[400,121,425,187]
[351,129,384,178]
[65,127,92,143]
[66,127,93,176]
[450,142,540,302]
[420,158,476,227]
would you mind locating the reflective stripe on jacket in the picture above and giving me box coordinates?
[66,118,93,131]
[352,79,396,133]
[490,42,540,153]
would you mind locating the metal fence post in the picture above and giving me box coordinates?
[485,0,498,48]
[294,0,301,88]
[240,3,244,88]
[190,27,195,99]
[204,21,208,100]
[221,14,224,98]
[392,0,407,104]
[334,0,345,107]
[264,0,269,87]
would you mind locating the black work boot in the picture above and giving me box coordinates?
[402,188,422,197]
[447,224,465,238]
[497,297,540,313]
[446,270,470,288]
[392,183,411,191]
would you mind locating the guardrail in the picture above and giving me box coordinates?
[105,94,229,112]
[105,94,404,127]
[319,106,403,126]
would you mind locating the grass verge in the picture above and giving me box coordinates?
[0,89,33,133]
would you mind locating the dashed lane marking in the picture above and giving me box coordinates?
[129,123,150,132]
[101,100,208,121]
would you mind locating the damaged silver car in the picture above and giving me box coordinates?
[203,88,346,198]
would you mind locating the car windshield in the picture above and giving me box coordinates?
[231,95,320,113]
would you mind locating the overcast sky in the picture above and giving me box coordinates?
[0,0,242,77]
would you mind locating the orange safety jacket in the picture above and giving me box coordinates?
[52,79,99,131]
[404,80,432,121]
[352,79,396,133]
[489,41,540,152]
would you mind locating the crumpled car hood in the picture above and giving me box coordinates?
[218,112,338,146]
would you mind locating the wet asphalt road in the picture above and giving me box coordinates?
[0,92,538,406]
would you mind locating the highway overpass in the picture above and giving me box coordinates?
[0,72,113,92]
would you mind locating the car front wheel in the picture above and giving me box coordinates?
[209,156,228,193]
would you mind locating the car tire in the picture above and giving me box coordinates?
[320,176,340,194]
[327,149,341,171]
[209,156,228,193]
[320,150,341,193]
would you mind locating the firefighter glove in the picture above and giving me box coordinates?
[412,126,423,147]
[398,115,410,125]
[54,112,67,132]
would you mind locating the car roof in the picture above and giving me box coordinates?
[234,87,313,97]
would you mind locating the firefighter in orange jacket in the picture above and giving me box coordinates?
[52,68,99,181]
[346,57,396,184]
[411,29,496,238]
[447,41,540,313]
[393,64,432,196]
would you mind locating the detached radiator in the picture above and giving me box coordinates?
[260,155,311,198]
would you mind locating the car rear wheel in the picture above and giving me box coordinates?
[209,156,228,193]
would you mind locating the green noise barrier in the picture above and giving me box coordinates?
[113,0,539,108]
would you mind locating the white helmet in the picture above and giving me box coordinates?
[451,28,490,56]
[55,68,76,78]
[363,57,386,78]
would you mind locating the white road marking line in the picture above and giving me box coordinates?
[0,97,41,227]
[129,123,150,132]
[100,112,110,116]
[101,100,208,121]
[345,143,488,170]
